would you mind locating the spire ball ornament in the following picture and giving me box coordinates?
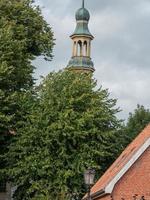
[75,0,90,21]
[75,7,90,21]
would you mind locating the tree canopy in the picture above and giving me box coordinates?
[5,71,123,200]
[0,0,54,187]
[124,104,150,145]
[0,0,54,135]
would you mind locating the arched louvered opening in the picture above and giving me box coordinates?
[83,41,88,56]
[77,40,82,56]
[73,41,77,56]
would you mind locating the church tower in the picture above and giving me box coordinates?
[67,0,95,73]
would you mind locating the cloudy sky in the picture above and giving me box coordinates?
[33,0,150,120]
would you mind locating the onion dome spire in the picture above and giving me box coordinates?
[67,0,95,73]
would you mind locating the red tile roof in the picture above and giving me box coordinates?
[90,123,150,197]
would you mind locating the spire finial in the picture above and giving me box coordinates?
[82,0,84,8]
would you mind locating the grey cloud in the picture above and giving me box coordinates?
[34,0,150,119]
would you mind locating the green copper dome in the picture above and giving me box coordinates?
[71,1,93,37]
[75,7,90,21]
[72,21,92,37]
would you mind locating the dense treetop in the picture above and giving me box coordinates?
[124,104,150,145]
[0,0,54,134]
[5,71,123,200]
[0,0,54,187]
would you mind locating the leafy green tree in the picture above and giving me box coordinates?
[0,0,54,185]
[124,104,150,145]
[6,71,123,200]
[0,0,54,134]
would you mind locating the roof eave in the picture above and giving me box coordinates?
[82,189,106,200]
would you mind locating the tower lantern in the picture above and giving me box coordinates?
[67,0,95,73]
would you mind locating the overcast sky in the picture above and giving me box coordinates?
[33,0,150,120]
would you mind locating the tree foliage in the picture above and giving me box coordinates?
[6,71,123,200]
[0,0,54,185]
[0,0,54,134]
[124,104,150,145]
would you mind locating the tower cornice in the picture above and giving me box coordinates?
[70,34,94,40]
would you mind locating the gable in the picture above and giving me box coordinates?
[105,137,150,193]
[86,124,150,199]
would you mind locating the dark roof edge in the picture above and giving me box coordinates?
[82,189,106,200]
